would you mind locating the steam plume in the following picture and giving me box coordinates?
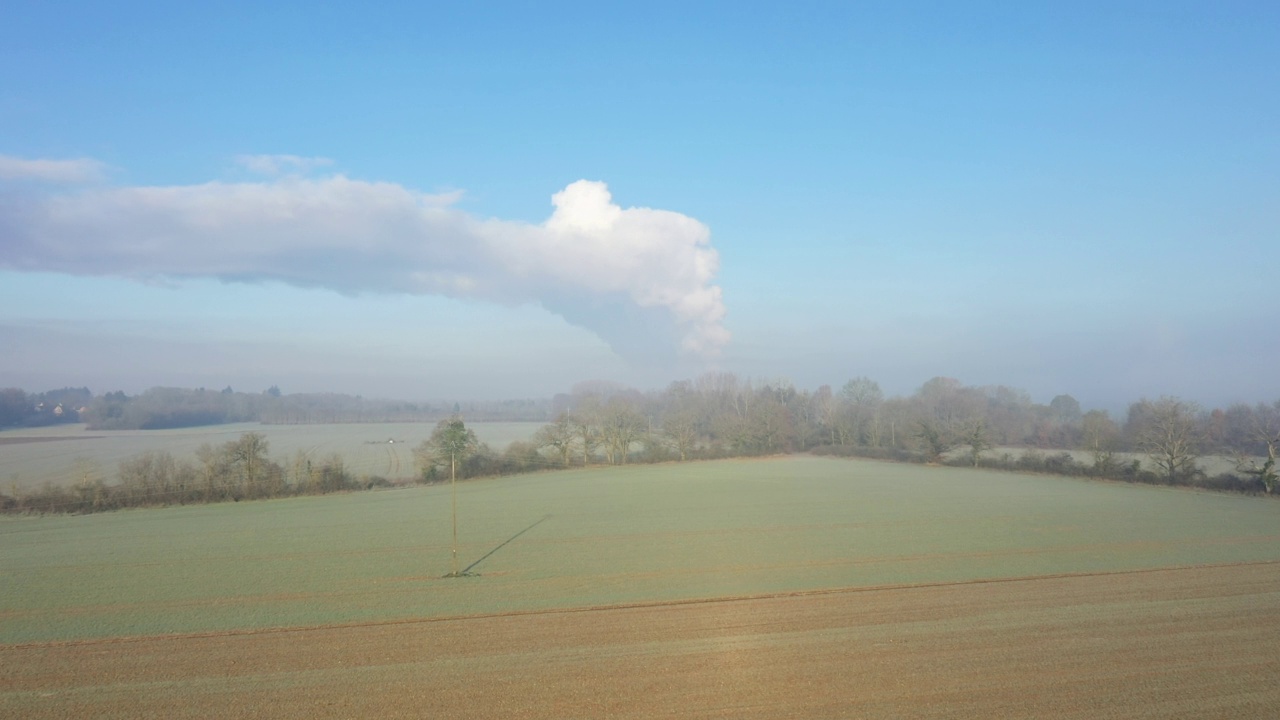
[0,157,729,360]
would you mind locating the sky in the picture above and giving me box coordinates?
[1,1,1277,411]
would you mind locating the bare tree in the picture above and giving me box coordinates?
[1236,450,1278,494]
[1132,397,1201,484]
[289,450,316,493]
[571,395,604,465]
[195,442,226,501]
[600,398,645,464]
[533,413,578,467]
[72,457,107,511]
[748,396,794,454]
[1235,404,1280,493]
[1081,410,1121,474]
[224,432,272,499]
[661,409,700,461]
[840,377,883,445]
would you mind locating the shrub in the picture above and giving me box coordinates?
[1016,450,1046,472]
[1193,472,1259,494]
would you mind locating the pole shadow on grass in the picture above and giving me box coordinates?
[444,514,552,578]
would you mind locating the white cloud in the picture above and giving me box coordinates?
[234,154,334,176]
[0,155,105,183]
[0,161,730,362]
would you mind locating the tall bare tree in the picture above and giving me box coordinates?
[533,413,578,467]
[840,376,883,445]
[661,409,700,461]
[600,398,645,464]
[1132,397,1201,484]
[225,432,271,499]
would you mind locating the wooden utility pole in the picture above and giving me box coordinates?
[425,416,476,578]
[450,450,458,576]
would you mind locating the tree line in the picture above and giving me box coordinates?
[0,385,555,430]
[4,373,1278,514]
[0,387,92,428]
[2,432,370,514]
[528,375,1279,492]
[0,420,562,514]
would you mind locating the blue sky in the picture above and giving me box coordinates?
[2,1,1277,410]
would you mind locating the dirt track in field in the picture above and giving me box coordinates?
[4,563,1280,719]
[0,435,102,446]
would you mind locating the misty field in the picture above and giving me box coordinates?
[0,421,543,491]
[4,456,1280,718]
[4,455,1279,644]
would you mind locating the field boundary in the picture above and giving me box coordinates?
[9,558,1279,651]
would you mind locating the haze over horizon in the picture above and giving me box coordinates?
[2,2,1277,412]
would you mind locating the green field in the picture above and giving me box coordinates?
[4,455,1278,645]
[0,421,543,491]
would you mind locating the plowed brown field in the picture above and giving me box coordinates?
[5,562,1279,719]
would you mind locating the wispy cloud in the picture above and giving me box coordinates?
[0,159,729,361]
[0,155,105,183]
[234,154,334,176]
